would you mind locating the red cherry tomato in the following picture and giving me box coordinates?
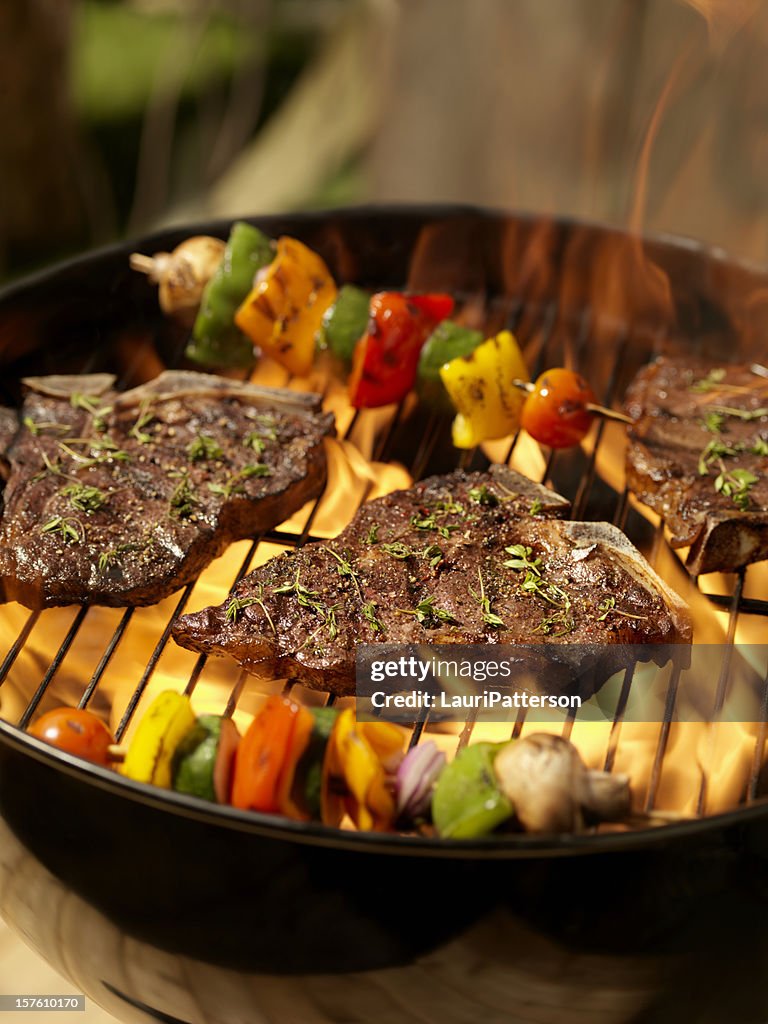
[28,707,115,766]
[520,368,596,448]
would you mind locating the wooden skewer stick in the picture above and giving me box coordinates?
[585,403,634,425]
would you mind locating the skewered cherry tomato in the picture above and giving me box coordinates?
[520,368,596,448]
[28,707,115,765]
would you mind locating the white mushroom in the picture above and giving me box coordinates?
[493,733,631,833]
[130,236,225,324]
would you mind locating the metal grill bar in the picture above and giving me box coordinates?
[78,609,135,710]
[17,607,89,729]
[0,610,39,686]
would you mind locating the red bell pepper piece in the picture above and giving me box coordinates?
[348,291,454,408]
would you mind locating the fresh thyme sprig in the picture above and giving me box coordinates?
[709,405,768,422]
[225,585,276,634]
[41,515,83,544]
[503,544,574,636]
[468,484,499,507]
[597,597,648,622]
[97,536,152,572]
[714,467,758,511]
[207,463,271,498]
[168,471,198,519]
[365,524,379,545]
[697,438,743,476]
[410,513,460,539]
[244,415,277,453]
[187,434,223,462]
[23,417,68,437]
[322,546,363,599]
[469,568,505,628]
[690,368,726,393]
[59,483,108,513]
[273,568,339,640]
[362,600,385,633]
[501,544,542,574]
[129,399,155,445]
[396,595,457,627]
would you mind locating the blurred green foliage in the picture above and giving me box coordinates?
[72,2,264,122]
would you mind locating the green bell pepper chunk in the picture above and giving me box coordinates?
[417,320,484,413]
[319,284,370,363]
[431,742,513,838]
[186,221,273,368]
[294,706,338,819]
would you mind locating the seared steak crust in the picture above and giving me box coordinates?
[625,357,768,575]
[0,371,334,609]
[173,467,691,696]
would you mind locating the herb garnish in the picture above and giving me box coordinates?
[502,544,542,574]
[365,524,379,545]
[410,513,459,539]
[362,600,385,633]
[169,471,197,519]
[503,544,574,636]
[468,485,498,507]
[422,543,444,569]
[41,515,83,544]
[709,405,768,422]
[129,399,155,445]
[690,368,726,393]
[187,434,223,462]
[207,463,271,498]
[59,483,108,513]
[244,416,277,453]
[529,498,543,516]
[225,585,276,633]
[597,597,647,622]
[714,468,758,510]
[469,569,505,628]
[697,438,743,476]
[752,438,768,456]
[702,411,725,434]
[397,595,458,627]
[70,394,112,430]
[97,536,152,572]
[322,546,363,598]
[23,417,68,437]
[273,568,339,640]
[381,542,413,559]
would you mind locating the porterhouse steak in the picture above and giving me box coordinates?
[0,371,334,609]
[625,357,768,575]
[173,467,692,696]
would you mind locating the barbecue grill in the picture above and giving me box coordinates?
[2,206,768,1023]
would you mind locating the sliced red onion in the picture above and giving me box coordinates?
[396,741,447,821]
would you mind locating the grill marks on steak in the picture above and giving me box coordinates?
[0,371,334,609]
[625,357,768,575]
[172,467,691,696]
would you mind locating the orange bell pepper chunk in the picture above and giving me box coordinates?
[234,237,337,376]
[231,695,299,812]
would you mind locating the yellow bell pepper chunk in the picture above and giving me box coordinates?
[122,691,196,788]
[439,330,529,448]
[322,709,402,832]
[234,237,337,376]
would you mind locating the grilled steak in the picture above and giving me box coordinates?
[173,467,691,696]
[0,407,19,485]
[0,371,334,609]
[625,357,768,575]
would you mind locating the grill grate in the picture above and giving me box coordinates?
[3,291,768,835]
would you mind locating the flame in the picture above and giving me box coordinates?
[681,0,761,48]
